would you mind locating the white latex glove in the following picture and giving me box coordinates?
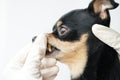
[55,61,71,80]
[4,34,59,80]
[92,24,120,58]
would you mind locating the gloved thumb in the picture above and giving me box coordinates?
[24,33,47,65]
[92,24,120,54]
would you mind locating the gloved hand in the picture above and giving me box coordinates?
[92,24,120,58]
[4,34,59,80]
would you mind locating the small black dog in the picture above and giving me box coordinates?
[33,0,120,80]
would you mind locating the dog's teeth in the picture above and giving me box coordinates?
[48,44,52,52]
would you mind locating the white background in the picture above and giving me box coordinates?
[0,0,120,79]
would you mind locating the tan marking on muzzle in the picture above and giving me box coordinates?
[47,33,89,79]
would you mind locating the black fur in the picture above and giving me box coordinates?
[51,0,120,80]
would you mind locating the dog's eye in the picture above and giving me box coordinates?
[58,25,69,36]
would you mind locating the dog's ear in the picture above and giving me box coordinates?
[88,0,119,19]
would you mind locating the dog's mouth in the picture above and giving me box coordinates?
[46,43,60,55]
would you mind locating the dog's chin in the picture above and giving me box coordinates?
[46,43,61,59]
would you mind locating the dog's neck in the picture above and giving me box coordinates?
[73,44,120,80]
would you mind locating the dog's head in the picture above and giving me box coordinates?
[46,0,119,79]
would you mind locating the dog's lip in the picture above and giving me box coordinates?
[46,43,60,55]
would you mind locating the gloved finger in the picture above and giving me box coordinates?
[22,34,47,78]
[25,33,47,65]
[54,61,71,80]
[43,76,56,80]
[40,58,57,69]
[92,24,120,54]
[5,42,32,70]
[41,66,59,80]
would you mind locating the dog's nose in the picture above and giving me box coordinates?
[32,36,37,42]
